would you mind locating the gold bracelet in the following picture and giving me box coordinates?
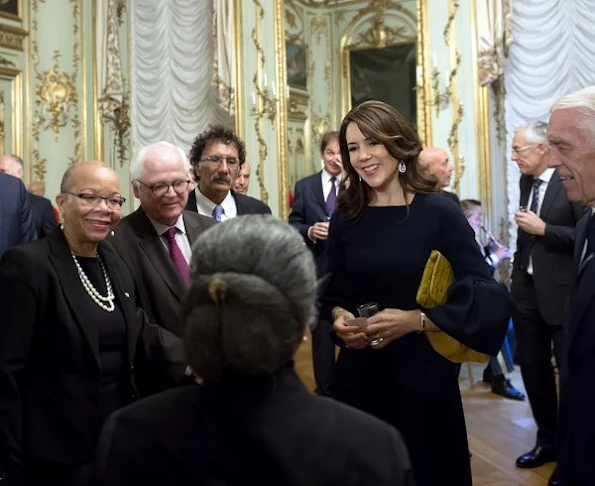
[418,311,427,333]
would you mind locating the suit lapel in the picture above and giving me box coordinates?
[132,208,186,300]
[47,231,101,367]
[99,243,137,365]
[539,172,561,219]
[310,171,328,217]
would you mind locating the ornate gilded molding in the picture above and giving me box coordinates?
[0,25,28,51]
[416,0,432,146]
[311,15,327,44]
[445,0,465,194]
[35,52,78,141]
[0,90,4,151]
[0,55,15,68]
[311,108,330,141]
[233,0,245,140]
[470,0,493,220]
[31,0,83,177]
[251,0,269,204]
[274,0,289,219]
[357,16,408,49]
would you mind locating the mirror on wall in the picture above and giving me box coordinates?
[283,0,422,189]
[348,42,417,123]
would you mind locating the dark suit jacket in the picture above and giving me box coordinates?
[288,171,330,277]
[96,366,415,486]
[441,190,460,206]
[28,193,58,239]
[558,212,595,484]
[511,172,585,326]
[186,189,272,216]
[109,208,215,338]
[0,230,183,480]
[0,173,36,256]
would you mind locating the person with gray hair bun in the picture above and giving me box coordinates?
[96,215,416,486]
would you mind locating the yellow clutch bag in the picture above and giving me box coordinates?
[416,250,488,364]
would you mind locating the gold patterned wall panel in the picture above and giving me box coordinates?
[30,0,85,183]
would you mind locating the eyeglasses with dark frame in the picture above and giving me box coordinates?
[199,155,240,167]
[135,179,191,197]
[63,192,126,210]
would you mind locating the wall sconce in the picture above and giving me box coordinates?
[431,67,451,116]
[250,73,278,123]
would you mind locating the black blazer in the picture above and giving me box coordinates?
[557,212,595,484]
[28,193,58,239]
[0,230,182,478]
[0,173,36,256]
[441,190,460,206]
[288,171,331,277]
[186,189,272,216]
[109,208,215,338]
[511,171,585,326]
[96,367,415,486]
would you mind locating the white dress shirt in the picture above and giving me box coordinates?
[147,213,192,265]
[527,168,555,275]
[194,188,238,221]
[321,169,341,201]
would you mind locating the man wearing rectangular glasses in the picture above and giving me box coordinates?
[186,125,271,221]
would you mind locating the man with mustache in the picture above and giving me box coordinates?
[510,121,584,486]
[186,125,271,220]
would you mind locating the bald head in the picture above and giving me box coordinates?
[28,181,45,197]
[419,146,452,190]
[60,161,117,193]
[0,154,24,179]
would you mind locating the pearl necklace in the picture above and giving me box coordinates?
[71,253,115,312]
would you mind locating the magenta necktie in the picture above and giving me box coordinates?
[164,227,190,286]
[326,177,337,215]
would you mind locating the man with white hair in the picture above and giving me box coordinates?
[509,121,584,485]
[110,142,215,370]
[547,86,595,486]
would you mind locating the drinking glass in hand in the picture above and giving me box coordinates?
[357,302,382,346]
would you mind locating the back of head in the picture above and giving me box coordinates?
[182,215,317,382]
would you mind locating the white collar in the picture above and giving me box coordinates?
[195,188,236,218]
[535,167,555,183]
[146,211,187,237]
[321,169,342,184]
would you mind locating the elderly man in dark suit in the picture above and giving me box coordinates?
[0,154,58,238]
[110,142,214,391]
[547,86,595,486]
[510,121,584,485]
[0,172,36,256]
[185,125,271,219]
[419,146,459,204]
[288,131,341,396]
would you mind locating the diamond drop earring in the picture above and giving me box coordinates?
[398,160,407,173]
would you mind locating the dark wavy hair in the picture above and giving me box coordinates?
[188,125,246,178]
[337,100,436,219]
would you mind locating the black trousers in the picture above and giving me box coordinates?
[512,273,564,449]
[311,317,336,396]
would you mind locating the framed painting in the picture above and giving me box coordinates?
[0,0,20,21]
[286,43,307,90]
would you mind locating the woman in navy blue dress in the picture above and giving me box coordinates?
[322,100,511,486]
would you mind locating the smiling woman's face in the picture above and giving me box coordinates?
[56,163,123,246]
[345,122,398,190]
